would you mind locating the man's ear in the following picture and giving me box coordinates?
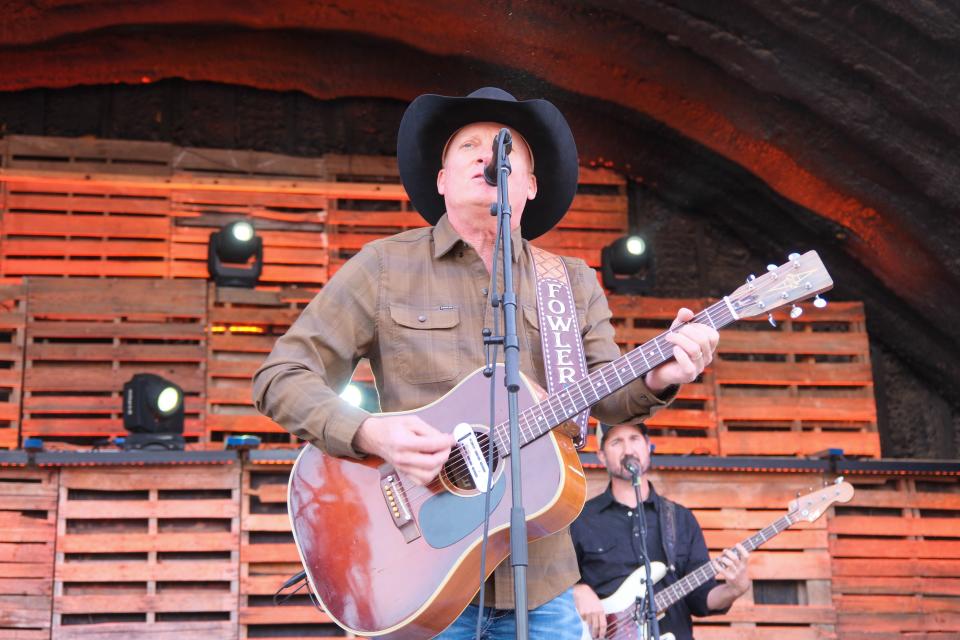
[597,447,608,469]
[527,173,538,201]
[437,168,446,196]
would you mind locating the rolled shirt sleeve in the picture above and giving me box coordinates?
[252,244,381,458]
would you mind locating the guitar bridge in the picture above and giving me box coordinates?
[380,469,421,543]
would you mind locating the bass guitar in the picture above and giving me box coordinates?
[579,480,855,640]
[288,251,834,639]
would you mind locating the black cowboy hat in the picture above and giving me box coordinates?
[397,87,579,240]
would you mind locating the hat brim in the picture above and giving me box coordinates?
[397,93,579,240]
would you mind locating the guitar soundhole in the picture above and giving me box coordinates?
[443,430,500,492]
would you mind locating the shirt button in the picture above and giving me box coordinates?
[627,511,633,516]
[417,315,427,323]
[481,288,488,296]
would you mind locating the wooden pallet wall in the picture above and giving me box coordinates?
[0,135,880,460]
[829,474,960,639]
[21,278,207,448]
[53,464,240,640]
[0,277,880,457]
[169,147,329,288]
[0,136,334,288]
[604,297,879,459]
[1,458,955,639]
[205,286,311,445]
[0,284,25,450]
[0,468,58,640]
[713,302,878,458]
[1,136,174,279]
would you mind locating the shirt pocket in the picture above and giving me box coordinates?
[389,303,462,384]
[581,537,618,557]
[580,536,620,574]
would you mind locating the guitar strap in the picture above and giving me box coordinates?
[531,246,589,449]
[661,497,678,575]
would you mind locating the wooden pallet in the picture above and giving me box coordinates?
[0,468,58,640]
[240,459,344,638]
[584,467,837,640]
[714,302,879,458]
[206,286,311,445]
[829,474,960,639]
[2,135,173,176]
[0,136,174,279]
[0,283,25,450]
[534,166,629,269]
[170,146,330,288]
[605,295,718,455]
[52,464,240,639]
[21,278,207,448]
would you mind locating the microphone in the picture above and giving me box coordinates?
[483,129,513,186]
[622,454,642,476]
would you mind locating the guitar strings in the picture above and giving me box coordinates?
[388,305,734,508]
[388,305,735,508]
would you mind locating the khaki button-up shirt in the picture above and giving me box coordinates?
[253,213,673,609]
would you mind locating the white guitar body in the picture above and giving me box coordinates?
[579,565,676,640]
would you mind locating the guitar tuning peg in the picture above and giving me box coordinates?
[746,274,756,283]
[768,313,777,328]
[788,252,800,262]
[813,295,827,309]
[790,305,803,319]
[766,264,777,272]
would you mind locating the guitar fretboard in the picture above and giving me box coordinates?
[653,511,797,613]
[490,299,738,455]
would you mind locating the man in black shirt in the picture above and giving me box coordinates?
[571,423,751,640]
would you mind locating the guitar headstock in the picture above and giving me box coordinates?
[788,478,854,523]
[728,251,833,320]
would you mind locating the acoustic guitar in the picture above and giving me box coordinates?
[287,251,834,639]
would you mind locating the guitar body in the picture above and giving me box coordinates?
[288,367,587,639]
[579,566,674,640]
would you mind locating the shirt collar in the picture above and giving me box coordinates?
[595,482,660,512]
[432,212,524,262]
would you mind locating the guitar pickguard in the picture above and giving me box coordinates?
[419,474,507,548]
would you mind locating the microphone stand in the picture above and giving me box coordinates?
[629,463,661,640]
[483,127,530,640]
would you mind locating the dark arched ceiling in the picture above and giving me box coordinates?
[2,0,959,411]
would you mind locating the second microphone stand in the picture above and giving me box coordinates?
[629,463,661,640]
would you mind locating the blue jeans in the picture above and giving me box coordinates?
[435,588,583,640]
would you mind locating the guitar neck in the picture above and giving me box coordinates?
[492,298,739,454]
[653,511,798,613]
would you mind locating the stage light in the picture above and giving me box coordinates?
[339,383,380,413]
[601,233,655,294]
[340,384,363,407]
[207,219,264,288]
[121,373,185,450]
